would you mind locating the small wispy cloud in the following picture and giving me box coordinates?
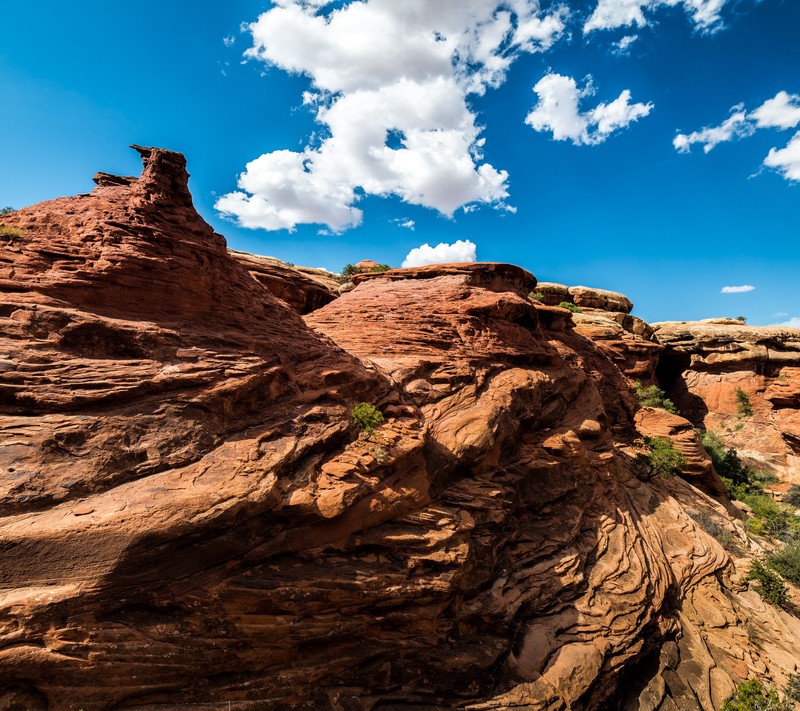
[612,35,637,55]
[584,0,733,34]
[721,285,755,294]
[392,218,416,231]
[223,35,236,47]
[674,91,800,183]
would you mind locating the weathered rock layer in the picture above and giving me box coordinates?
[654,319,800,480]
[0,149,799,710]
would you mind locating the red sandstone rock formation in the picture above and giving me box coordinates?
[229,249,337,314]
[534,282,634,314]
[1,148,799,710]
[354,259,384,271]
[654,319,800,482]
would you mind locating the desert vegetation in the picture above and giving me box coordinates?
[723,679,794,710]
[635,381,679,414]
[735,387,754,417]
[351,402,384,435]
[636,436,686,479]
[557,301,581,313]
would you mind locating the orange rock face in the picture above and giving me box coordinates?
[654,320,800,481]
[228,249,338,314]
[1,148,799,710]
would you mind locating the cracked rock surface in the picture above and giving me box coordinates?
[0,148,799,710]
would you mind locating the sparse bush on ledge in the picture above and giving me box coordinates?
[748,560,788,607]
[735,387,754,417]
[529,291,544,302]
[557,301,582,313]
[699,430,752,491]
[635,436,686,480]
[0,206,15,215]
[722,679,793,711]
[784,485,800,508]
[351,402,384,435]
[690,509,740,553]
[0,225,24,238]
[635,382,678,414]
[786,673,800,703]
[768,540,800,587]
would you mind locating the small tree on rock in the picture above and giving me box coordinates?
[351,403,384,435]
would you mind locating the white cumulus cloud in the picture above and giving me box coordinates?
[750,91,800,130]
[402,239,478,268]
[764,131,800,182]
[584,0,730,34]
[525,73,653,146]
[673,106,753,153]
[721,285,755,294]
[216,0,569,232]
[776,317,800,328]
[674,91,800,183]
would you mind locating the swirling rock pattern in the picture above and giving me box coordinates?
[0,149,798,710]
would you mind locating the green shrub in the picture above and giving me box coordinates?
[351,402,384,435]
[634,382,679,414]
[752,469,778,486]
[556,301,582,313]
[741,493,799,539]
[369,264,390,272]
[748,560,788,607]
[723,679,793,710]
[735,388,754,417]
[700,431,752,490]
[690,509,740,553]
[0,206,14,215]
[768,541,800,586]
[341,264,360,278]
[786,673,800,702]
[784,485,800,508]
[635,436,686,479]
[735,315,747,323]
[529,291,544,302]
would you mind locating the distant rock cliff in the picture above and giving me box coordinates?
[654,319,800,482]
[0,147,799,710]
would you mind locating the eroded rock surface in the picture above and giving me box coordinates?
[535,282,634,314]
[654,320,800,481]
[0,149,799,710]
[229,249,338,314]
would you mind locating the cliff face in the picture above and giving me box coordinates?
[654,319,800,481]
[0,148,799,710]
[228,249,338,314]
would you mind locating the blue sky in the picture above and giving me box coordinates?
[1,0,798,325]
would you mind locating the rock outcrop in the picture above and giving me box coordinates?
[229,249,338,314]
[1,148,799,710]
[654,320,800,481]
[535,282,634,314]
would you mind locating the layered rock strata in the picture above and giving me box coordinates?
[229,249,338,314]
[0,149,798,710]
[654,320,800,481]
